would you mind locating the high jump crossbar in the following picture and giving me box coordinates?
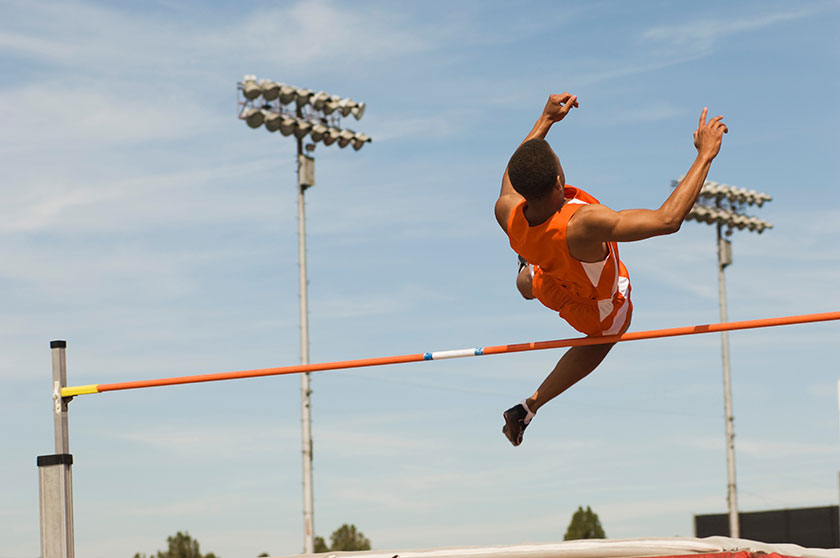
[61,311,840,398]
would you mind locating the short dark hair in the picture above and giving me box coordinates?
[507,138,559,200]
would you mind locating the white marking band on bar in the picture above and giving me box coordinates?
[429,348,480,360]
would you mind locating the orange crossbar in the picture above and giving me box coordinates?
[62,311,839,397]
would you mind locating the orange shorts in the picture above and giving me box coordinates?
[534,272,633,337]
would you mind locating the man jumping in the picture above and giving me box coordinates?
[495,92,727,446]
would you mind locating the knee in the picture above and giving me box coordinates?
[516,267,535,300]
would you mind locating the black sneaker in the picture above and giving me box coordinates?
[502,403,530,447]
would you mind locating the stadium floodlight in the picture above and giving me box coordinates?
[279,84,296,105]
[242,75,261,100]
[260,80,280,101]
[695,180,773,207]
[322,100,339,115]
[293,120,313,139]
[236,75,371,556]
[687,206,773,233]
[279,116,297,136]
[310,91,330,111]
[337,129,355,148]
[351,102,366,120]
[322,128,341,146]
[337,98,354,117]
[674,176,772,539]
[310,124,328,143]
[674,178,774,235]
[351,132,371,151]
[242,108,265,128]
[263,112,283,132]
[295,88,314,107]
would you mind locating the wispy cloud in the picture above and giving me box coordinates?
[0,154,288,242]
[97,422,295,458]
[568,2,836,88]
[0,85,222,152]
[2,0,441,74]
[218,2,440,70]
[641,4,832,54]
[672,434,840,458]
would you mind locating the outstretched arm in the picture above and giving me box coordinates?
[495,93,579,232]
[572,108,728,243]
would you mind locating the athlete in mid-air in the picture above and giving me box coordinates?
[495,92,727,446]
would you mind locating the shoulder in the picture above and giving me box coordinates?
[568,203,618,236]
[495,194,524,234]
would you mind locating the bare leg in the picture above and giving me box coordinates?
[512,259,630,416]
[524,311,631,413]
[525,342,615,413]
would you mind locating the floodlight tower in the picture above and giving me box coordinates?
[238,75,371,554]
[675,178,772,538]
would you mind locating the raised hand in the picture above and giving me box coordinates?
[542,92,579,123]
[693,107,728,160]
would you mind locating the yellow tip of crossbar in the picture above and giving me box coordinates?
[61,384,100,397]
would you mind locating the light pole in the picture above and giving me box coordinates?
[676,178,772,538]
[238,75,371,554]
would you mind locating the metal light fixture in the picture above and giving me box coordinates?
[260,79,280,101]
[321,128,340,146]
[352,132,371,151]
[276,117,295,136]
[337,98,354,117]
[242,75,261,100]
[310,124,328,142]
[279,84,296,105]
[322,100,339,115]
[293,120,313,139]
[295,88,314,107]
[351,102,366,120]
[337,129,355,148]
[310,91,330,111]
[242,108,264,128]
[264,111,283,132]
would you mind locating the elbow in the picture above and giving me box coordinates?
[658,214,683,235]
[654,203,687,235]
[662,219,682,235]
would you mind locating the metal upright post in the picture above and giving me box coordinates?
[677,177,771,538]
[38,340,75,558]
[717,225,739,538]
[297,134,315,554]
[238,76,370,553]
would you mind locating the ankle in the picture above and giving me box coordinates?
[522,399,537,420]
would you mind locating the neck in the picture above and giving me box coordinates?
[524,198,563,226]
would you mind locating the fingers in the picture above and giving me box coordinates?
[552,92,579,108]
[560,92,579,108]
[698,111,727,134]
[707,115,727,134]
[545,93,579,121]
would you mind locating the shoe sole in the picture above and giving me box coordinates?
[502,410,523,446]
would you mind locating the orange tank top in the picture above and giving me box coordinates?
[508,185,632,336]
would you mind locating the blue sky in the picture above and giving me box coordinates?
[2,1,839,557]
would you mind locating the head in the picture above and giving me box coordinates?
[507,138,565,205]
